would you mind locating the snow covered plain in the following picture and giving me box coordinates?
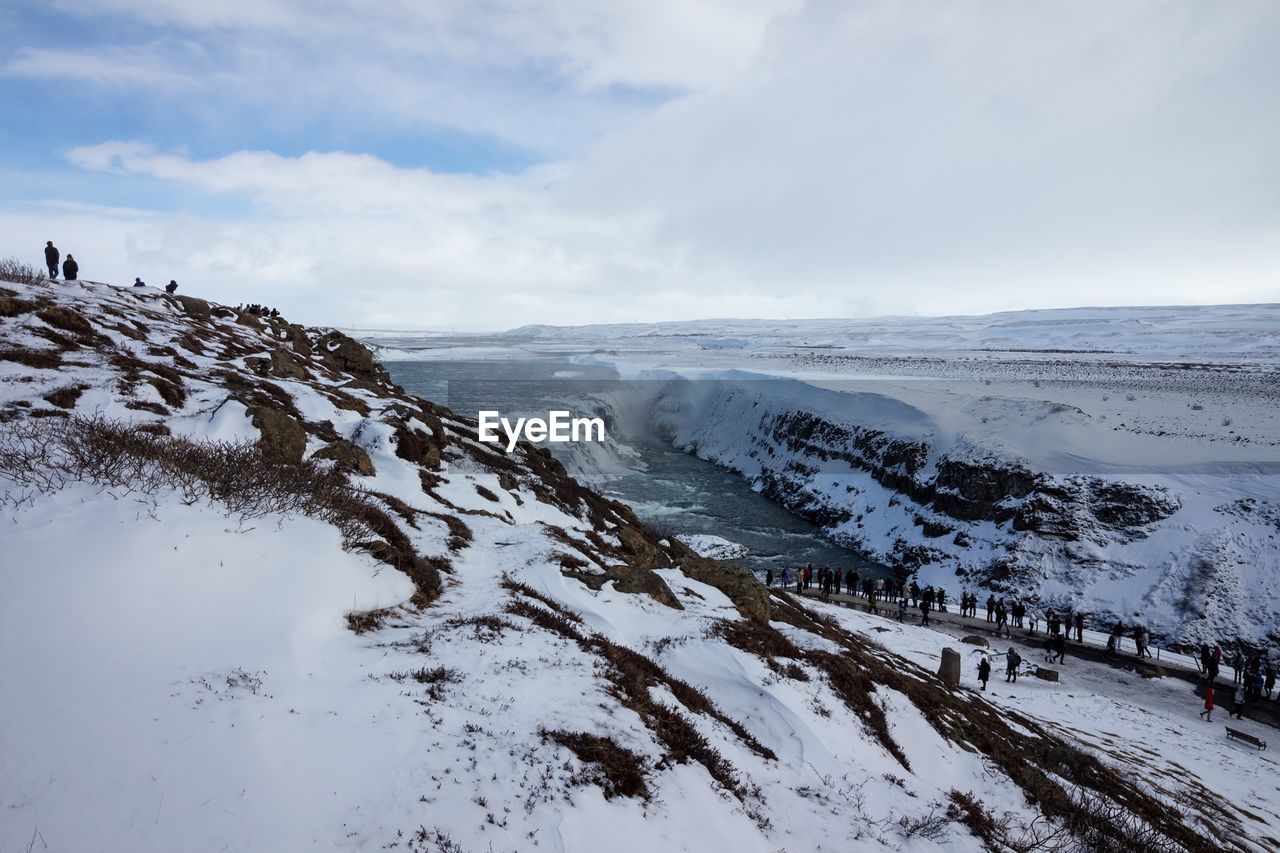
[2,278,1276,852]
[366,305,1280,646]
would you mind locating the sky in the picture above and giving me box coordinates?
[1,0,1278,331]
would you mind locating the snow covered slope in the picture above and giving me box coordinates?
[1,275,1273,852]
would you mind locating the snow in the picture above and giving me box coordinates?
[3,278,1277,852]
[675,533,750,561]
[361,305,1280,644]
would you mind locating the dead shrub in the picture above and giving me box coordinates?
[0,258,47,287]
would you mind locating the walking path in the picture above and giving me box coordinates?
[789,586,1280,731]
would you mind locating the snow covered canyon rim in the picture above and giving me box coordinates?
[367,305,1280,647]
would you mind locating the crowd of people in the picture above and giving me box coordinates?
[1195,644,1276,722]
[238,303,281,318]
[763,563,1279,718]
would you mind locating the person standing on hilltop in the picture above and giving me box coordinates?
[44,241,59,278]
[165,280,179,294]
[61,254,78,281]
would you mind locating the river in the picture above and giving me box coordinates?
[384,356,885,579]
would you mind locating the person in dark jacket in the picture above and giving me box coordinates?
[61,255,78,280]
[1006,648,1021,682]
[133,277,146,288]
[165,280,178,294]
[44,242,59,278]
[977,656,991,691]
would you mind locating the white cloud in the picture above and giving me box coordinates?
[6,0,1280,328]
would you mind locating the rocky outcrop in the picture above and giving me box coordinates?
[169,295,211,321]
[247,405,307,462]
[312,439,375,476]
[316,330,391,385]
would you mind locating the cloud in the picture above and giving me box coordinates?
[4,45,202,89]
[5,0,1279,329]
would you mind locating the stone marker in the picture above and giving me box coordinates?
[938,648,961,685]
[1035,667,1060,682]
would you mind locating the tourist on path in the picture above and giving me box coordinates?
[1232,684,1246,720]
[1006,648,1021,682]
[919,598,931,627]
[1200,686,1215,721]
[1050,634,1066,665]
[977,657,991,692]
[44,241,59,278]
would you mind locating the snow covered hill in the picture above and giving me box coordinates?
[1,273,1275,852]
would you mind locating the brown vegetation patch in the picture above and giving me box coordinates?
[0,348,62,369]
[42,386,86,410]
[36,306,94,337]
[0,414,443,607]
[0,293,38,317]
[767,592,1216,852]
[542,729,651,800]
[422,510,472,551]
[503,578,772,798]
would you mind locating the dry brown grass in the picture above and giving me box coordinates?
[765,592,1221,853]
[541,729,651,800]
[503,580,774,802]
[0,414,443,603]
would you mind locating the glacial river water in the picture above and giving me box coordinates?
[385,357,885,578]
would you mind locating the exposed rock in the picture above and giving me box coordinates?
[937,648,961,684]
[609,564,683,610]
[268,349,308,380]
[933,456,1039,521]
[316,330,389,384]
[1034,667,1060,682]
[1090,481,1179,528]
[170,295,212,321]
[393,424,441,470]
[247,405,307,462]
[961,635,989,647]
[285,324,312,357]
[312,440,375,476]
